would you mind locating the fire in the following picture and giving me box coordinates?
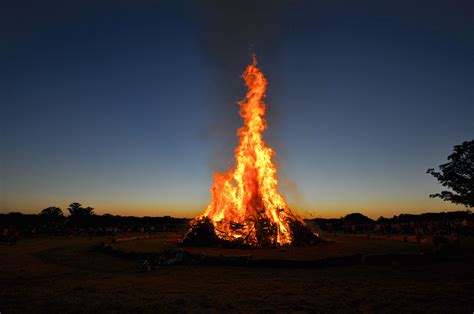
[193,55,305,247]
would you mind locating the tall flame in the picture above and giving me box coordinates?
[200,56,300,246]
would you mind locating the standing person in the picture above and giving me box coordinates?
[2,227,8,242]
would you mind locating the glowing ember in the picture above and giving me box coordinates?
[186,56,316,247]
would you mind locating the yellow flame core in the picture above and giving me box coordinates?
[201,56,299,246]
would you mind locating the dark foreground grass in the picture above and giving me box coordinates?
[1,236,473,313]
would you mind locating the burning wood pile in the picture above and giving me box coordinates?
[184,56,319,247]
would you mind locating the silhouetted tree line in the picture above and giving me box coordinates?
[1,202,189,243]
[2,203,473,244]
[427,140,473,208]
[309,211,473,236]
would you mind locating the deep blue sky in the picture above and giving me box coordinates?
[1,1,473,218]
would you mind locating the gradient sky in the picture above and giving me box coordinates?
[1,1,473,218]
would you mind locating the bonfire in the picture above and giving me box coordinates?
[184,56,319,247]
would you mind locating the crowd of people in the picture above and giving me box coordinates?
[2,210,473,245]
[0,212,189,245]
[312,211,473,237]
[2,226,24,245]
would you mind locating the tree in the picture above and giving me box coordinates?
[343,213,373,223]
[39,207,64,218]
[67,202,95,217]
[427,140,474,208]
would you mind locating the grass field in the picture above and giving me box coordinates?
[1,235,473,313]
[111,233,434,261]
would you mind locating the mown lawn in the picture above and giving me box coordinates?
[111,232,431,260]
[1,236,473,313]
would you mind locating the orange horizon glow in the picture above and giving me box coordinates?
[1,199,467,220]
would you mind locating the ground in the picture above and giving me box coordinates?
[1,234,473,313]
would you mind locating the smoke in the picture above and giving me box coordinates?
[193,1,287,172]
[280,173,305,207]
[196,0,286,68]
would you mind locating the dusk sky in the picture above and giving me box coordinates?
[2,0,473,218]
